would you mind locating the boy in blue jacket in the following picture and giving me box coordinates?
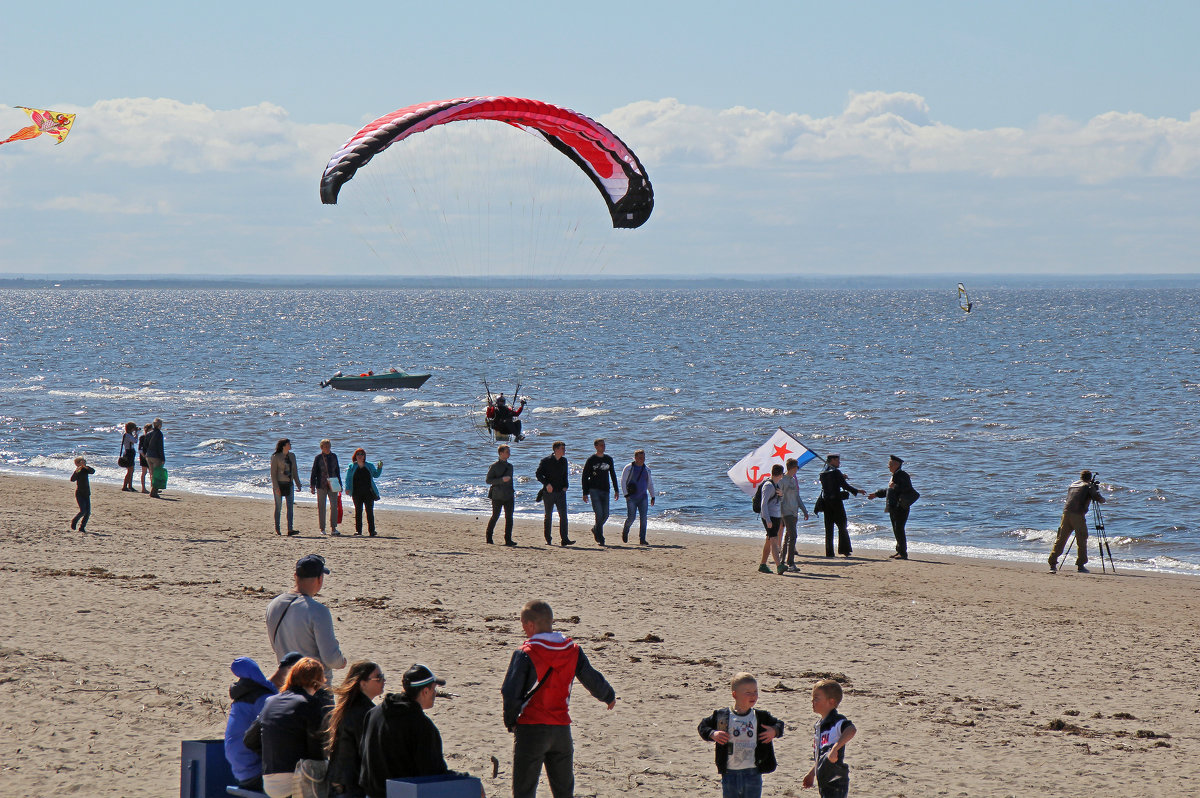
[223,653,300,790]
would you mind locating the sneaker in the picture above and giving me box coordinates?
[787,564,799,573]
[776,563,787,575]
[1048,558,1057,573]
[757,563,771,574]
[1077,565,1090,573]
[331,528,341,536]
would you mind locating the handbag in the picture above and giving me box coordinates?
[293,758,329,798]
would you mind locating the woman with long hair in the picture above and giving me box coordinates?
[244,657,330,798]
[327,661,384,798]
[119,422,138,491]
[271,438,303,536]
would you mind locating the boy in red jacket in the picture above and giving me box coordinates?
[501,599,616,798]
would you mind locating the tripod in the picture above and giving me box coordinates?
[1060,501,1117,573]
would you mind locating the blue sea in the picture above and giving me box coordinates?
[2,285,1198,573]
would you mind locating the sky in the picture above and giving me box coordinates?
[2,1,1199,277]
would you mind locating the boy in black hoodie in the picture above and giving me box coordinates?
[698,672,784,798]
[358,664,474,798]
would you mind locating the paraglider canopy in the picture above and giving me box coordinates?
[320,96,654,229]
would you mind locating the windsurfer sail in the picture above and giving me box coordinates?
[957,282,973,313]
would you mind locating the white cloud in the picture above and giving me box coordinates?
[33,98,352,175]
[605,94,1200,182]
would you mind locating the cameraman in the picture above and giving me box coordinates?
[1048,470,1106,573]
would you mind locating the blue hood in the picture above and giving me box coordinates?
[230,656,275,693]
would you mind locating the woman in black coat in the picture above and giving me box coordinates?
[244,657,331,798]
[326,661,384,798]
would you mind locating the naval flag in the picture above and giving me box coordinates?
[727,428,821,496]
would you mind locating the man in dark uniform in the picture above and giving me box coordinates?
[818,454,863,558]
[1048,470,1106,573]
[868,455,917,560]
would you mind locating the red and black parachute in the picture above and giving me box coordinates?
[320,97,653,229]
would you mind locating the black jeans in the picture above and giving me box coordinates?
[818,778,849,798]
[823,504,851,556]
[890,506,910,556]
[72,493,91,530]
[487,498,514,542]
[543,490,568,542]
[513,724,573,798]
[353,496,376,535]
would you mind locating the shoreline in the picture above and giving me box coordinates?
[6,465,1197,577]
[3,471,1199,796]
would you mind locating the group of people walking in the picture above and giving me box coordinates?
[228,555,613,798]
[485,439,657,547]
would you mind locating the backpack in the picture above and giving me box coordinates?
[752,480,767,514]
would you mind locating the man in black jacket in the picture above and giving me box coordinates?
[581,439,620,545]
[359,664,472,798]
[818,455,863,557]
[535,441,573,546]
[868,455,917,560]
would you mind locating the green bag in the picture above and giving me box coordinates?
[151,466,168,490]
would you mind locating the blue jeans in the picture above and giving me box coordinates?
[622,494,649,542]
[273,485,294,531]
[721,768,762,798]
[72,493,91,531]
[588,489,610,542]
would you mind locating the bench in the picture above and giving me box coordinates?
[181,738,480,798]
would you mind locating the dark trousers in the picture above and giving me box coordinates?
[889,506,910,556]
[543,490,568,542]
[487,498,514,542]
[354,496,376,535]
[588,489,610,542]
[818,778,849,798]
[823,505,852,556]
[72,493,91,531]
[513,724,573,798]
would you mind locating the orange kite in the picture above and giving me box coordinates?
[1,106,76,147]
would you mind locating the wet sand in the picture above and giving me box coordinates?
[2,472,1197,797]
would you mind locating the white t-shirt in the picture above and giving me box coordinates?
[727,708,758,770]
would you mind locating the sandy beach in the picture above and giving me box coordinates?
[2,472,1197,797]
